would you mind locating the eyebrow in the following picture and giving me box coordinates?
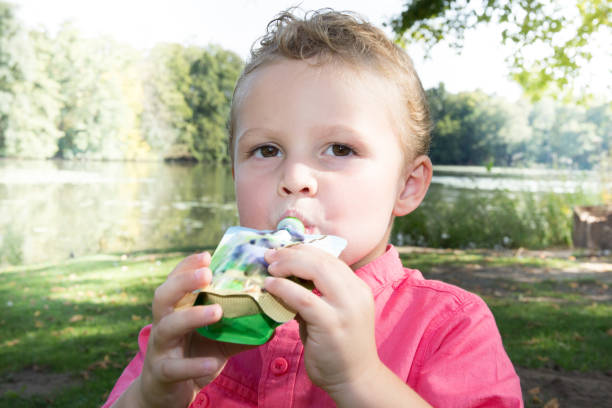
[312,124,365,140]
[235,128,279,144]
[237,124,366,146]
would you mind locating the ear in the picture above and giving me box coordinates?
[393,155,433,217]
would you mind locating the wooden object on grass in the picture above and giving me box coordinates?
[572,205,612,250]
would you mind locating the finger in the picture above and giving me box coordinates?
[265,245,355,301]
[168,252,211,279]
[155,304,222,347]
[264,276,334,325]
[157,356,225,384]
[190,335,258,360]
[153,267,212,324]
[173,253,212,311]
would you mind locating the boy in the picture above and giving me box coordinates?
[104,9,522,407]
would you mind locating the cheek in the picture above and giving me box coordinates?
[325,194,378,228]
[335,169,397,213]
[235,177,271,227]
[326,172,397,258]
[234,173,276,229]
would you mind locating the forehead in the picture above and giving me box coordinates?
[232,58,408,150]
[237,58,395,106]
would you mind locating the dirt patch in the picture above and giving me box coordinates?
[397,246,612,407]
[397,246,612,302]
[518,366,612,408]
[0,366,80,398]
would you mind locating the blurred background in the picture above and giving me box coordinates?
[1,0,610,265]
[1,2,611,407]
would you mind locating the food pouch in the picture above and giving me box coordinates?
[180,217,346,345]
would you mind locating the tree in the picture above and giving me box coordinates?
[528,99,610,168]
[141,43,199,160]
[0,1,27,154]
[49,24,134,159]
[427,84,530,166]
[389,0,611,100]
[2,29,62,158]
[186,46,242,163]
[0,1,62,158]
[142,44,242,163]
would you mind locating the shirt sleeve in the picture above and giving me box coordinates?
[412,298,523,408]
[100,324,151,408]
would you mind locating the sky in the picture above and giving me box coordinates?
[10,0,609,101]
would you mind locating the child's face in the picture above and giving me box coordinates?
[232,59,412,269]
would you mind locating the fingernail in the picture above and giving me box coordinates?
[202,358,218,374]
[194,268,206,280]
[264,276,275,289]
[198,251,210,263]
[209,304,222,320]
[267,261,277,273]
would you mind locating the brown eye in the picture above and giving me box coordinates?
[256,145,280,157]
[330,144,353,156]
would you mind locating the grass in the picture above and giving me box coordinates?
[489,298,611,371]
[402,250,612,371]
[1,248,611,406]
[0,252,192,407]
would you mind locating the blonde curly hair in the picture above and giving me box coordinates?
[228,8,431,161]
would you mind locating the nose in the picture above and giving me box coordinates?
[278,160,318,197]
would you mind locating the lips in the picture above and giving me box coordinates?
[279,209,317,234]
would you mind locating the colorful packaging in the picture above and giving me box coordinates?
[182,217,346,345]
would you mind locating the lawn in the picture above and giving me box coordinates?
[0,249,200,407]
[400,249,612,370]
[1,247,611,406]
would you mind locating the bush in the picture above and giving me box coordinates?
[392,187,598,249]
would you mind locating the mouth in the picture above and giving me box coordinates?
[279,210,318,234]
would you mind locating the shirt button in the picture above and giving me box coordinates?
[193,391,209,407]
[270,357,289,375]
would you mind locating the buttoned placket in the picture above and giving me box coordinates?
[193,391,209,407]
[258,321,303,407]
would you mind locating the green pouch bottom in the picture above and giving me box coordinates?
[195,296,280,345]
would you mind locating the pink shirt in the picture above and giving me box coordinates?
[103,245,522,407]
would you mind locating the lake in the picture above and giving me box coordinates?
[0,159,607,265]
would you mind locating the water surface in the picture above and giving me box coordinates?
[0,160,605,265]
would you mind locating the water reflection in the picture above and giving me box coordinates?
[0,160,607,265]
[0,159,238,265]
[433,165,606,194]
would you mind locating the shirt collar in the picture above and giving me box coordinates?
[354,245,422,291]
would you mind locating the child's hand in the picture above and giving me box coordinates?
[137,252,251,408]
[263,245,383,400]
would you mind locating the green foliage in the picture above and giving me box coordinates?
[528,99,611,168]
[392,186,598,249]
[142,43,199,160]
[2,1,607,167]
[0,1,243,162]
[2,28,66,159]
[427,84,612,169]
[389,0,612,100]
[427,84,532,166]
[0,1,29,155]
[186,46,243,163]
[0,224,23,265]
[50,26,151,160]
